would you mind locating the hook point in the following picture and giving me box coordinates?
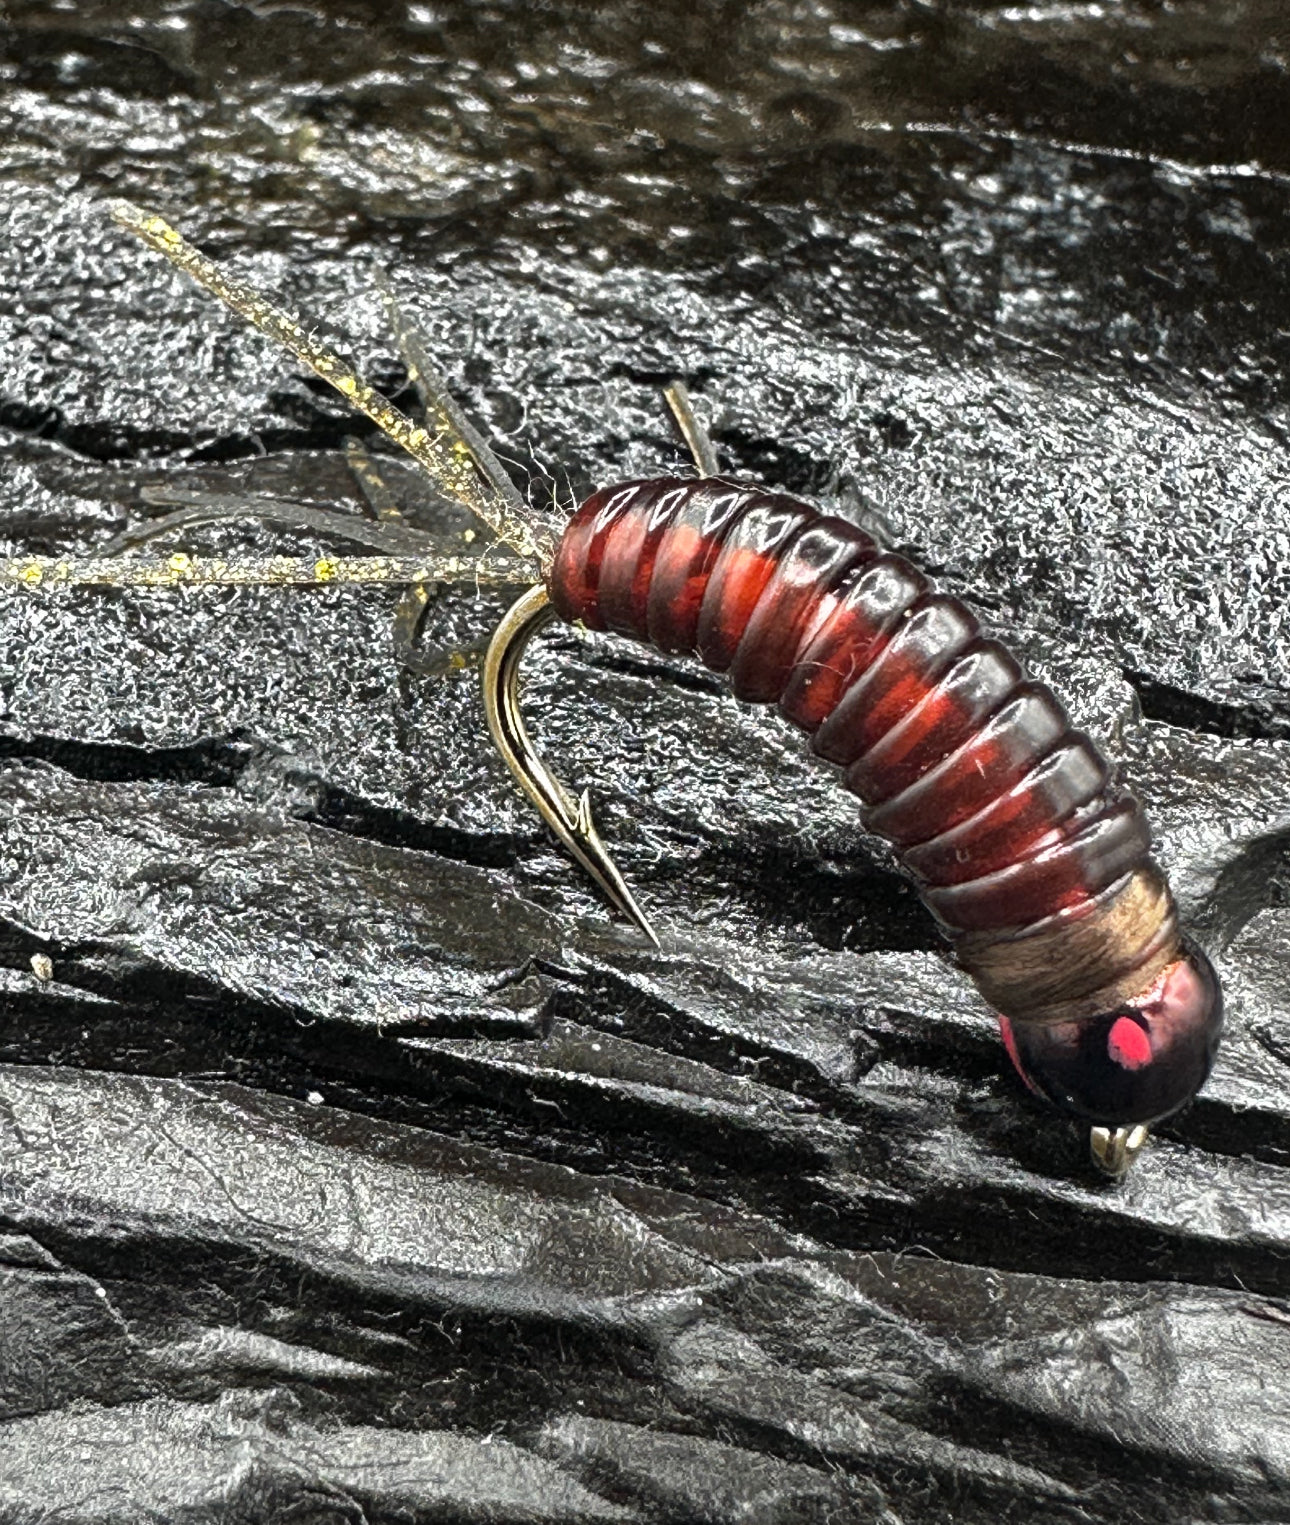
[483,585,661,949]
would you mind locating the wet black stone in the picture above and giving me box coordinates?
[1,3,1289,1521]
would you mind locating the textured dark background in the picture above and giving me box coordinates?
[1,2,1289,1521]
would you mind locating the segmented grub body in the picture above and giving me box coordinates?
[550,476,1148,940]
[104,203,1219,1143]
[547,475,1223,1131]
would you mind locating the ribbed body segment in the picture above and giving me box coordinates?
[550,477,1152,942]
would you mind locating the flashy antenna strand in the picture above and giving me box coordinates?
[0,552,532,590]
[375,273,529,517]
[663,380,720,478]
[98,490,440,558]
[109,202,554,569]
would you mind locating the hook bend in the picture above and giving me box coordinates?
[482,584,660,947]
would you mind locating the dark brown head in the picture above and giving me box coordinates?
[997,940,1223,1127]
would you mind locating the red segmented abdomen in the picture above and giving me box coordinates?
[549,476,1150,940]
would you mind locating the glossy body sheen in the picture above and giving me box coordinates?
[550,477,1222,1130]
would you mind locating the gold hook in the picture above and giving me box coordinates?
[1089,1123,1149,1177]
[480,382,719,947]
[482,583,660,947]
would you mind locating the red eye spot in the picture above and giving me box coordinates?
[1108,1015,1152,1071]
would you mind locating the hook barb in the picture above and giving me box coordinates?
[483,585,660,947]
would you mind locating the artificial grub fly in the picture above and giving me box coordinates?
[31,202,1222,1177]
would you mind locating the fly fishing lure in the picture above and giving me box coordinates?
[97,203,1221,1175]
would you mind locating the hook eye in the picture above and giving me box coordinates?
[482,584,660,947]
[1090,1124,1149,1177]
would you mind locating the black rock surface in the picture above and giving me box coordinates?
[1,3,1289,1521]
